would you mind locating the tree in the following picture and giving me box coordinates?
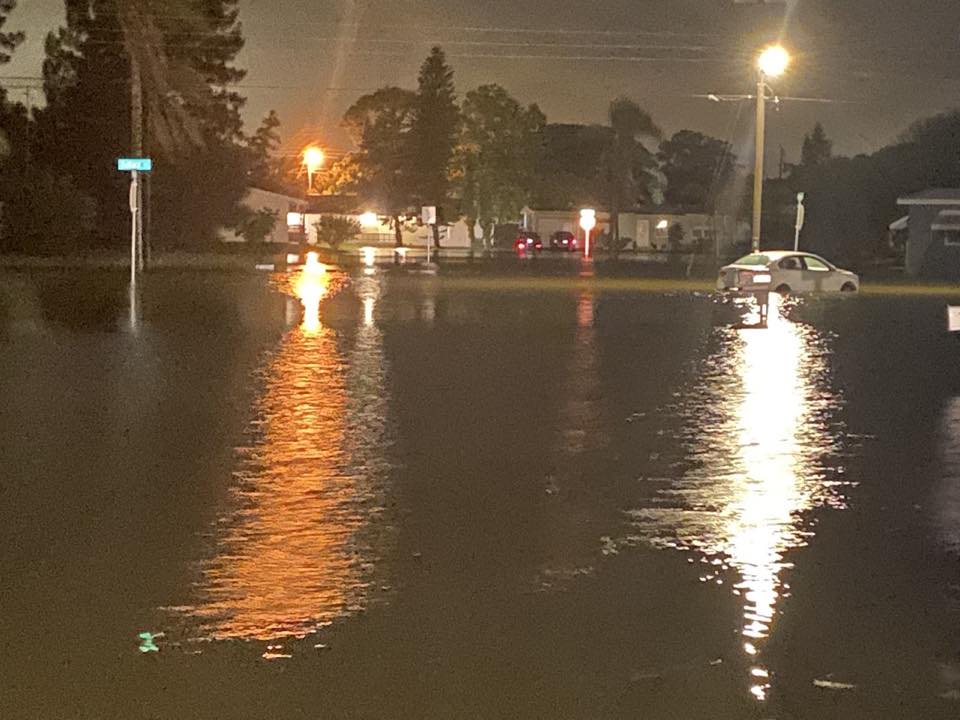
[411,47,459,248]
[313,215,360,251]
[247,109,285,192]
[800,122,833,167]
[600,97,660,243]
[456,84,544,250]
[0,0,23,65]
[658,130,735,211]
[234,207,278,244]
[343,86,417,246]
[532,123,612,209]
[38,0,250,248]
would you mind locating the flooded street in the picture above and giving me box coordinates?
[3,265,960,718]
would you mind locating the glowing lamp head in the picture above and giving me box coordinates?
[579,208,597,232]
[303,146,325,173]
[359,211,379,228]
[656,219,669,230]
[757,45,790,78]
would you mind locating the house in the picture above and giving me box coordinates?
[297,196,473,249]
[221,187,307,244]
[896,189,960,278]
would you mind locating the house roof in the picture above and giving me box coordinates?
[897,188,960,206]
[889,214,909,231]
[932,209,960,231]
[304,194,364,214]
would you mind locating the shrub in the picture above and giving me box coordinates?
[313,215,360,250]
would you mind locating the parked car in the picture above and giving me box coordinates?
[514,230,543,253]
[716,251,859,295]
[549,230,579,252]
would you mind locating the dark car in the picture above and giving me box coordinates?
[549,230,578,252]
[514,230,543,253]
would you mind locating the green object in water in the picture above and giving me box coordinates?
[138,631,161,653]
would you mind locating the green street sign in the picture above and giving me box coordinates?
[117,158,153,172]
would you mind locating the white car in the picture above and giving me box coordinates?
[716,251,859,295]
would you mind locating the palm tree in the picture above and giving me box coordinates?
[601,97,661,247]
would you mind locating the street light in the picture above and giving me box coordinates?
[752,44,790,252]
[302,146,325,193]
[580,208,597,258]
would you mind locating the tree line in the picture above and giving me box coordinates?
[761,115,960,265]
[0,1,953,261]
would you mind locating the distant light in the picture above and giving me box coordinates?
[758,45,790,78]
[360,246,376,267]
[286,211,304,228]
[656,219,669,230]
[286,253,300,265]
[359,211,379,228]
[579,208,597,232]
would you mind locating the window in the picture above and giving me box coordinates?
[803,256,830,271]
[734,253,770,266]
[779,257,802,271]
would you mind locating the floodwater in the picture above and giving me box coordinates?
[2,263,960,719]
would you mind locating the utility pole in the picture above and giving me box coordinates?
[751,72,766,253]
[131,52,144,272]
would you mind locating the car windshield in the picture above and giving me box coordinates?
[733,254,771,266]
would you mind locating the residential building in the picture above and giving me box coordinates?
[896,189,960,278]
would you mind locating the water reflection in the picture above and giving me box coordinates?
[631,299,844,701]
[167,266,393,651]
[556,291,602,454]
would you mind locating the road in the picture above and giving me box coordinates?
[1,263,959,718]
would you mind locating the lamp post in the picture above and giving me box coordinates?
[303,146,325,194]
[580,208,597,258]
[752,45,790,253]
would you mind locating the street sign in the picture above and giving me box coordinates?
[422,206,437,226]
[117,157,152,172]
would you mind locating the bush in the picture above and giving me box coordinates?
[313,215,360,250]
[0,169,97,255]
[234,206,279,243]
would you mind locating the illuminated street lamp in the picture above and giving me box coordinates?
[302,146,325,193]
[580,208,597,258]
[752,44,790,252]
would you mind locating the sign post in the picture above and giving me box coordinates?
[422,206,436,265]
[794,191,805,252]
[118,158,152,326]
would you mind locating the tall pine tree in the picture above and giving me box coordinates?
[39,0,250,248]
[411,47,458,248]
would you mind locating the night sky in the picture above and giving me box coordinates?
[8,0,960,165]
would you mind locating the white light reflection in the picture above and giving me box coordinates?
[632,297,844,702]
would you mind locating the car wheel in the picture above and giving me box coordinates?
[774,284,791,295]
[841,282,857,293]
